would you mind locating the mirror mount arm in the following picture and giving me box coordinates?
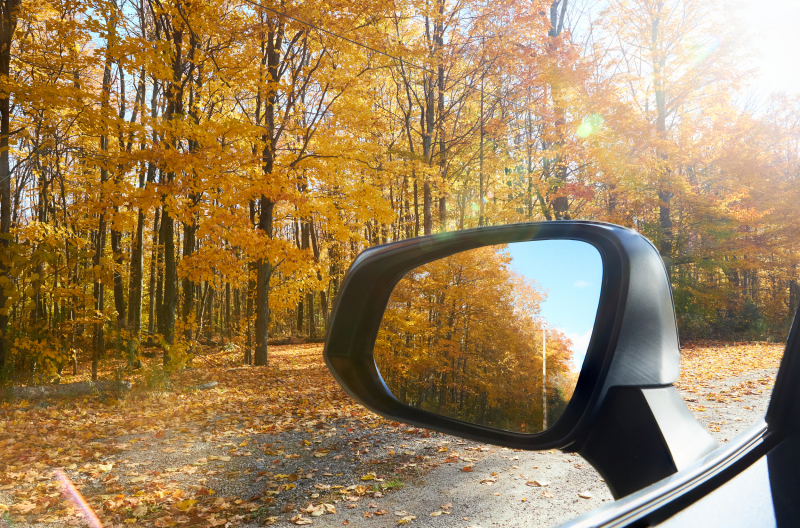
[576,385,718,499]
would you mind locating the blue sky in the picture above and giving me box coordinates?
[506,240,603,370]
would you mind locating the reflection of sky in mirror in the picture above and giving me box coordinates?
[507,241,603,370]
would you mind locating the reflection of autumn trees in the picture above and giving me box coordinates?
[375,245,578,434]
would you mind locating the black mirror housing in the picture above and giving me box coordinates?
[323,221,716,497]
[325,221,675,447]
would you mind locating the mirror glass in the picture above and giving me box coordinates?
[374,240,603,434]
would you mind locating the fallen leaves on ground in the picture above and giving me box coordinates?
[0,344,457,526]
[0,341,780,526]
[676,341,783,395]
[526,480,549,487]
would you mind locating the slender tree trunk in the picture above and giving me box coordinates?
[436,0,447,231]
[126,0,153,340]
[158,21,184,352]
[422,79,433,235]
[155,207,164,335]
[160,207,176,347]
[296,300,304,336]
[245,265,254,364]
[128,203,145,335]
[148,207,160,335]
[233,281,241,333]
[652,1,672,264]
[110,228,126,328]
[423,183,432,235]
[92,224,107,380]
[320,290,328,330]
[413,179,419,236]
[143,71,160,337]
[526,107,535,219]
[92,23,116,380]
[0,0,20,376]
[182,216,196,339]
[110,63,127,330]
[254,198,274,365]
[547,0,570,221]
[306,292,314,339]
[658,189,673,257]
[204,278,214,340]
[225,282,231,340]
[253,22,283,366]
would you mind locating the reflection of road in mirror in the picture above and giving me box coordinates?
[373,241,603,434]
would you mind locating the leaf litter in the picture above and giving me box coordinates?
[0,344,477,526]
[0,341,781,526]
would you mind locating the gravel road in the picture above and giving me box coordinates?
[1,352,777,528]
[313,366,778,528]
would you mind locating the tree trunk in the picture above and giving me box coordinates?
[130,74,157,338]
[547,0,570,221]
[413,179,420,236]
[148,207,160,335]
[91,224,107,381]
[254,197,275,365]
[225,281,231,341]
[436,0,447,232]
[306,292,315,338]
[422,78,433,235]
[245,266,254,365]
[0,0,20,376]
[658,189,673,257]
[204,279,214,340]
[234,281,241,333]
[92,23,115,380]
[182,218,196,339]
[423,183,432,235]
[296,300,304,336]
[253,22,283,366]
[652,1,672,264]
[320,290,328,330]
[160,205,176,348]
[127,205,144,335]
[479,77,485,227]
[110,227,126,329]
[158,20,185,351]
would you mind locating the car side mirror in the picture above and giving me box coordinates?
[323,221,718,498]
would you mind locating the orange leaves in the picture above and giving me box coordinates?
[0,343,393,525]
[675,342,784,394]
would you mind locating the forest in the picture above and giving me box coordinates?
[374,245,576,433]
[0,0,798,384]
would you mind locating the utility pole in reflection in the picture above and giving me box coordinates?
[542,328,547,430]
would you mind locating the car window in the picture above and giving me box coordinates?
[0,0,796,526]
